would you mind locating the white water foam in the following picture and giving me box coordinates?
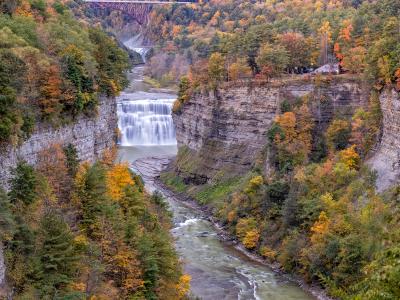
[117,98,177,146]
[178,218,200,228]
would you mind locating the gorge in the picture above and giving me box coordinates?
[1,1,400,299]
[118,36,317,300]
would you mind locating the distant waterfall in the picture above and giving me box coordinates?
[123,34,151,63]
[118,98,177,146]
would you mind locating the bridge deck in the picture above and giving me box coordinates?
[84,0,195,3]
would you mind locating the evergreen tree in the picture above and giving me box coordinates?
[63,144,80,178]
[0,188,15,241]
[9,161,38,205]
[36,213,79,298]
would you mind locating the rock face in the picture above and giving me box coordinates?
[368,89,400,190]
[0,96,117,190]
[173,77,367,180]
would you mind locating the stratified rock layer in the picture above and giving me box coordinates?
[173,77,367,180]
[0,96,117,189]
[368,88,400,190]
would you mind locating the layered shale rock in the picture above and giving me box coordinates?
[368,88,400,190]
[0,96,117,189]
[173,77,367,181]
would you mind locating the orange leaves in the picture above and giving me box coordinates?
[274,103,314,167]
[342,46,367,74]
[39,65,62,117]
[172,25,182,38]
[339,20,353,42]
[338,145,360,170]
[106,163,134,202]
[311,211,329,235]
[395,68,400,90]
[176,274,191,299]
[275,111,296,142]
[37,143,70,202]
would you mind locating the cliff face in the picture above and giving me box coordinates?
[173,77,367,181]
[368,89,400,190]
[0,96,117,189]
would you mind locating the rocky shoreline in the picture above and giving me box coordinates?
[132,156,333,300]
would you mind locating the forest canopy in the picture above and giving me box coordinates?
[147,0,400,89]
[0,0,130,146]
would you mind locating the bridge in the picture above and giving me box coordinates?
[84,0,196,24]
[84,0,195,3]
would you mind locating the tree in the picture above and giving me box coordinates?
[106,163,135,203]
[228,58,252,81]
[0,188,15,242]
[74,163,108,237]
[208,52,226,85]
[37,144,71,202]
[278,32,311,71]
[39,65,62,119]
[36,213,79,297]
[88,28,130,97]
[9,161,38,205]
[63,144,80,178]
[341,46,367,74]
[326,119,351,151]
[256,43,289,77]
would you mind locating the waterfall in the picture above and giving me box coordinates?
[123,34,151,63]
[118,97,177,146]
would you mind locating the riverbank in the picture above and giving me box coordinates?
[132,156,333,300]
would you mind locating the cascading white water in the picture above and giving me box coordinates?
[119,34,177,147]
[123,34,150,63]
[118,97,177,146]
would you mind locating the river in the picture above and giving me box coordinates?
[117,37,315,300]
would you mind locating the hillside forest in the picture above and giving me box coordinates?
[153,1,400,299]
[0,1,189,299]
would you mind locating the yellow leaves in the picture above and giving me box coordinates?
[176,274,191,299]
[70,282,86,292]
[260,246,277,260]
[378,55,392,85]
[338,145,360,170]
[275,112,296,142]
[310,211,330,245]
[243,229,260,249]
[101,146,117,167]
[318,21,332,43]
[228,59,252,81]
[74,162,90,191]
[108,79,120,96]
[106,163,134,202]
[311,211,330,235]
[236,218,259,248]
[74,234,89,247]
[245,175,264,194]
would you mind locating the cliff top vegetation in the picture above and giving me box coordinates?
[0,0,130,147]
[146,0,399,91]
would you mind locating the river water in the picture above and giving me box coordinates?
[117,39,315,300]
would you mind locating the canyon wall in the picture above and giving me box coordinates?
[368,88,400,190]
[0,96,118,190]
[173,76,367,181]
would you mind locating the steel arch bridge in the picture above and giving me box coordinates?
[83,0,197,24]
